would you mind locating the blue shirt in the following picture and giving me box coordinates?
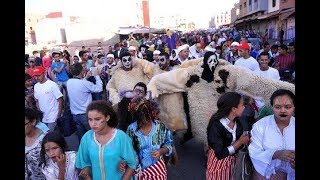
[51,61,69,82]
[67,76,103,115]
[76,129,137,180]
[126,120,173,170]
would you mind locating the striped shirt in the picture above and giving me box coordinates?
[275,54,295,75]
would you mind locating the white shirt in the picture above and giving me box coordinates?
[253,67,280,109]
[67,76,103,115]
[254,67,280,81]
[234,56,260,72]
[249,115,295,179]
[42,151,79,180]
[220,118,237,155]
[34,80,63,123]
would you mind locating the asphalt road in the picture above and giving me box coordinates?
[167,132,207,180]
[65,131,207,179]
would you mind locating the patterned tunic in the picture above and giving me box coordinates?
[25,130,47,180]
[126,120,173,170]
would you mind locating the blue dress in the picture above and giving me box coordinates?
[126,120,173,170]
[76,129,137,180]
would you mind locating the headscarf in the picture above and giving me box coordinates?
[128,96,159,128]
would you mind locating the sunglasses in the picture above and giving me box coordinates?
[25,121,31,126]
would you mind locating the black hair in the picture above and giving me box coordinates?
[70,63,83,76]
[258,51,270,60]
[134,82,147,94]
[132,100,156,131]
[208,92,242,124]
[32,51,39,55]
[201,51,217,83]
[271,44,279,50]
[263,41,270,47]
[279,44,288,51]
[51,51,61,57]
[25,107,43,124]
[40,131,68,167]
[288,42,295,47]
[79,50,87,57]
[25,73,32,82]
[270,89,295,106]
[97,54,104,59]
[86,100,118,128]
[119,51,131,60]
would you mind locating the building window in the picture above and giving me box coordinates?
[254,0,257,2]
[244,2,247,8]
[249,0,252,5]
[240,4,242,10]
[272,0,276,7]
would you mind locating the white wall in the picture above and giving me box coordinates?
[268,0,280,13]
[35,19,66,45]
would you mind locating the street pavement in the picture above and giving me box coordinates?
[65,130,207,179]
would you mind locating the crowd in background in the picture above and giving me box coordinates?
[25,27,295,180]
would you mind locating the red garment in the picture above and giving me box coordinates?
[275,54,295,73]
[137,159,167,180]
[42,56,52,69]
[206,147,236,180]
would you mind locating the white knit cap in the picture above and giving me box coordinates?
[106,54,114,58]
[177,44,189,54]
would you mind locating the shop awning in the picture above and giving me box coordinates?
[257,10,280,20]
[279,8,295,21]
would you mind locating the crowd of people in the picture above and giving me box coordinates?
[25,28,295,179]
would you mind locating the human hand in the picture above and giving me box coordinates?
[239,134,250,145]
[118,161,127,173]
[79,167,91,180]
[274,150,295,162]
[56,153,66,170]
[151,149,162,160]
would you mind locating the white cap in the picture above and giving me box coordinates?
[204,46,216,53]
[106,54,114,58]
[230,42,240,47]
[177,44,189,54]
[128,46,136,51]
[153,50,161,55]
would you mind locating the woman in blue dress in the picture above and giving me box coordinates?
[76,100,137,180]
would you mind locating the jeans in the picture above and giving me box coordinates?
[73,114,91,142]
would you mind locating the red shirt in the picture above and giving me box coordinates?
[42,56,52,69]
[275,54,295,73]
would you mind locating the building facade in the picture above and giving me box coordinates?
[231,0,295,42]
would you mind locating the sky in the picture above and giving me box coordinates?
[26,0,238,28]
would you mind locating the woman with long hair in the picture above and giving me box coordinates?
[40,131,78,180]
[206,92,250,180]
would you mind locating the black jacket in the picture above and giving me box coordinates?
[207,118,244,160]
